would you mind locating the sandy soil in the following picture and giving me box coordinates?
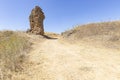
[21,36,120,80]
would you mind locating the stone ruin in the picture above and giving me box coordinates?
[28,6,45,35]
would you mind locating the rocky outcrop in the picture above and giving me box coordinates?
[28,6,45,35]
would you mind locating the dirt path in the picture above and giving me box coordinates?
[24,37,120,80]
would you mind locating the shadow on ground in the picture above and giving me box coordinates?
[43,35,58,39]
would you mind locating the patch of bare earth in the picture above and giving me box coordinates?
[21,34,120,80]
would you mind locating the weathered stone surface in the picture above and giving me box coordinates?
[29,6,45,35]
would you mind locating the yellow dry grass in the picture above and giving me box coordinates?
[0,30,31,80]
[62,21,120,50]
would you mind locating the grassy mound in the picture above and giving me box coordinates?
[0,31,31,80]
[62,21,120,49]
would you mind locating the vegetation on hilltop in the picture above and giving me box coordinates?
[61,21,120,49]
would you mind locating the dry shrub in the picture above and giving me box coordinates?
[0,30,31,80]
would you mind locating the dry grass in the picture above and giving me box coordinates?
[0,30,31,80]
[61,21,120,50]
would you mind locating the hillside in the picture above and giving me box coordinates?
[0,21,120,80]
[61,21,120,50]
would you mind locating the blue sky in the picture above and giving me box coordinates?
[0,0,120,33]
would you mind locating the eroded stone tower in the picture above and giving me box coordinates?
[29,6,45,35]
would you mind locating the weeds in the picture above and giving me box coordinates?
[61,21,120,49]
[0,30,31,80]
